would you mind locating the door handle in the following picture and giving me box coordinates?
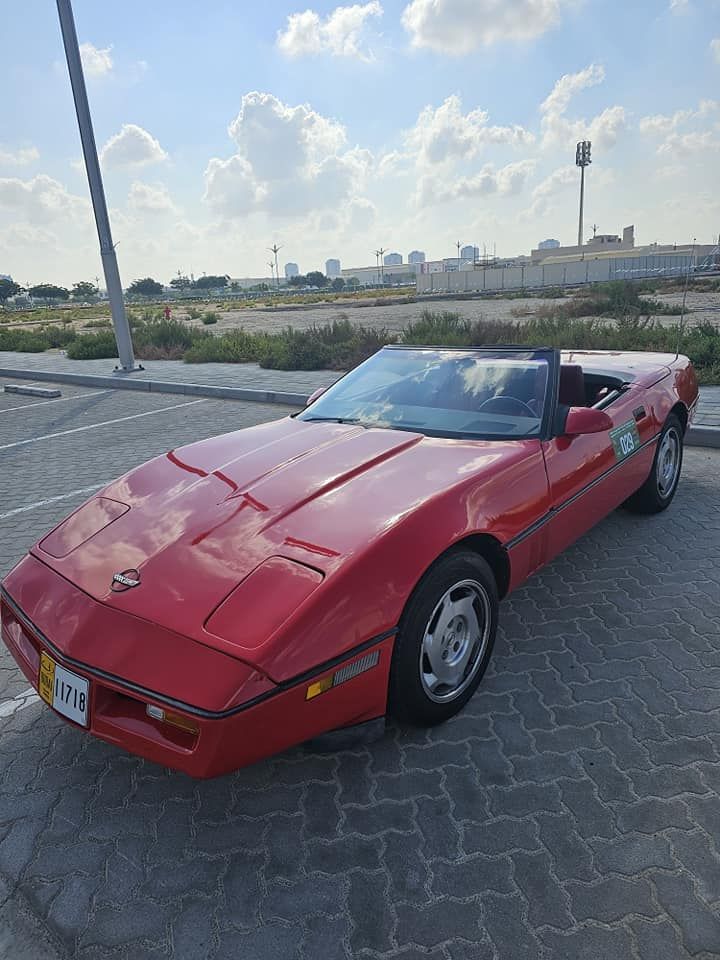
[633,406,646,422]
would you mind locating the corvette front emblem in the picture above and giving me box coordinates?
[111,569,141,592]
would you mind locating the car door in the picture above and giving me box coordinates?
[541,367,657,563]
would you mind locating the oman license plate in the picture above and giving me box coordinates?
[38,652,89,727]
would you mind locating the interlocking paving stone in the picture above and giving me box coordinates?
[1,386,720,958]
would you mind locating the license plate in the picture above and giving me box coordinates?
[38,652,89,727]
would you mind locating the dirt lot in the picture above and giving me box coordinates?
[8,288,720,337]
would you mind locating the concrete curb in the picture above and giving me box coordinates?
[0,367,307,407]
[686,425,720,449]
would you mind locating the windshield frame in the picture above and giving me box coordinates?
[296,344,561,442]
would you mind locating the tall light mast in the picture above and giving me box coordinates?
[575,140,592,249]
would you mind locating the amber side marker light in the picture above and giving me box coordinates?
[146,704,200,735]
[305,650,380,700]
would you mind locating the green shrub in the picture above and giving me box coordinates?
[184,329,260,363]
[186,307,202,320]
[0,327,53,352]
[66,331,118,359]
[83,318,111,329]
[202,311,219,325]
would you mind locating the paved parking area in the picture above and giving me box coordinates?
[1,378,720,960]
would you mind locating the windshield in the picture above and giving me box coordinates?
[297,347,551,440]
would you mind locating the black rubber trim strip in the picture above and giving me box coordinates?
[505,429,661,550]
[0,588,397,720]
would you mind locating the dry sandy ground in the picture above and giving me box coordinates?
[174,289,720,335]
[8,289,720,336]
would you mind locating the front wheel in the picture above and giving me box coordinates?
[388,551,498,725]
[625,413,684,514]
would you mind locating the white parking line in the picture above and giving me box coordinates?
[0,390,108,415]
[0,687,39,719]
[0,398,206,452]
[0,484,110,521]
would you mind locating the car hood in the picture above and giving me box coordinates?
[32,416,529,646]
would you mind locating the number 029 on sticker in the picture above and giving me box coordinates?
[609,420,641,461]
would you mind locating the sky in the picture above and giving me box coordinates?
[1,0,719,287]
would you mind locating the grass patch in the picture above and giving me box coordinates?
[201,310,220,325]
[3,299,719,383]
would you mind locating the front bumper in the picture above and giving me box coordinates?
[1,565,393,778]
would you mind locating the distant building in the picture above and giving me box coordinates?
[531,225,635,263]
[284,262,299,278]
[384,252,402,266]
[460,245,479,262]
[325,258,341,278]
[341,263,416,285]
[538,239,560,250]
[408,250,426,264]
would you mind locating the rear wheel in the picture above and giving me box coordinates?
[625,413,684,514]
[388,551,498,725]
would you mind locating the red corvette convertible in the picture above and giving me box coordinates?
[1,346,698,777]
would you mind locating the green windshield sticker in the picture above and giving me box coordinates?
[610,419,641,461]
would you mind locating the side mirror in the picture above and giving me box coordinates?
[564,406,613,436]
[305,387,327,407]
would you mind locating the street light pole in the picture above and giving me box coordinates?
[56,0,138,372]
[269,244,282,292]
[575,140,591,250]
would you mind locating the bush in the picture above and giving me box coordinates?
[201,311,219,325]
[186,307,202,320]
[184,329,260,363]
[83,318,111,329]
[0,327,54,352]
[66,331,118,359]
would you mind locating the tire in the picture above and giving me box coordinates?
[388,550,498,725]
[625,413,684,514]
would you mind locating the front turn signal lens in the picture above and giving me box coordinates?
[146,704,199,735]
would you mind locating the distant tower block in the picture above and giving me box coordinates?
[285,262,299,278]
[325,258,341,278]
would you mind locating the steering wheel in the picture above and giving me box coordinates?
[477,395,537,417]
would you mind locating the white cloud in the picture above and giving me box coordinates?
[640,100,720,157]
[0,174,88,223]
[657,131,720,157]
[401,0,572,55]
[712,38,720,63]
[100,124,168,169]
[404,95,534,166]
[0,145,39,167]
[540,64,627,150]
[204,92,371,218]
[79,42,113,77]
[128,181,178,215]
[417,158,535,205]
[277,2,382,61]
[670,0,689,13]
[529,163,576,214]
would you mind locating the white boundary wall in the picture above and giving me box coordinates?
[416,252,708,295]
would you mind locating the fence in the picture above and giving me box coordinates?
[416,252,718,295]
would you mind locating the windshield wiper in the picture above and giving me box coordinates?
[301,416,362,424]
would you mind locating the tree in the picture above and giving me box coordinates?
[346,277,360,288]
[229,281,239,292]
[127,277,164,298]
[71,281,98,300]
[193,275,228,291]
[28,283,70,302]
[305,271,328,288]
[169,275,191,292]
[0,279,23,303]
[288,275,307,287]
[330,277,345,292]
